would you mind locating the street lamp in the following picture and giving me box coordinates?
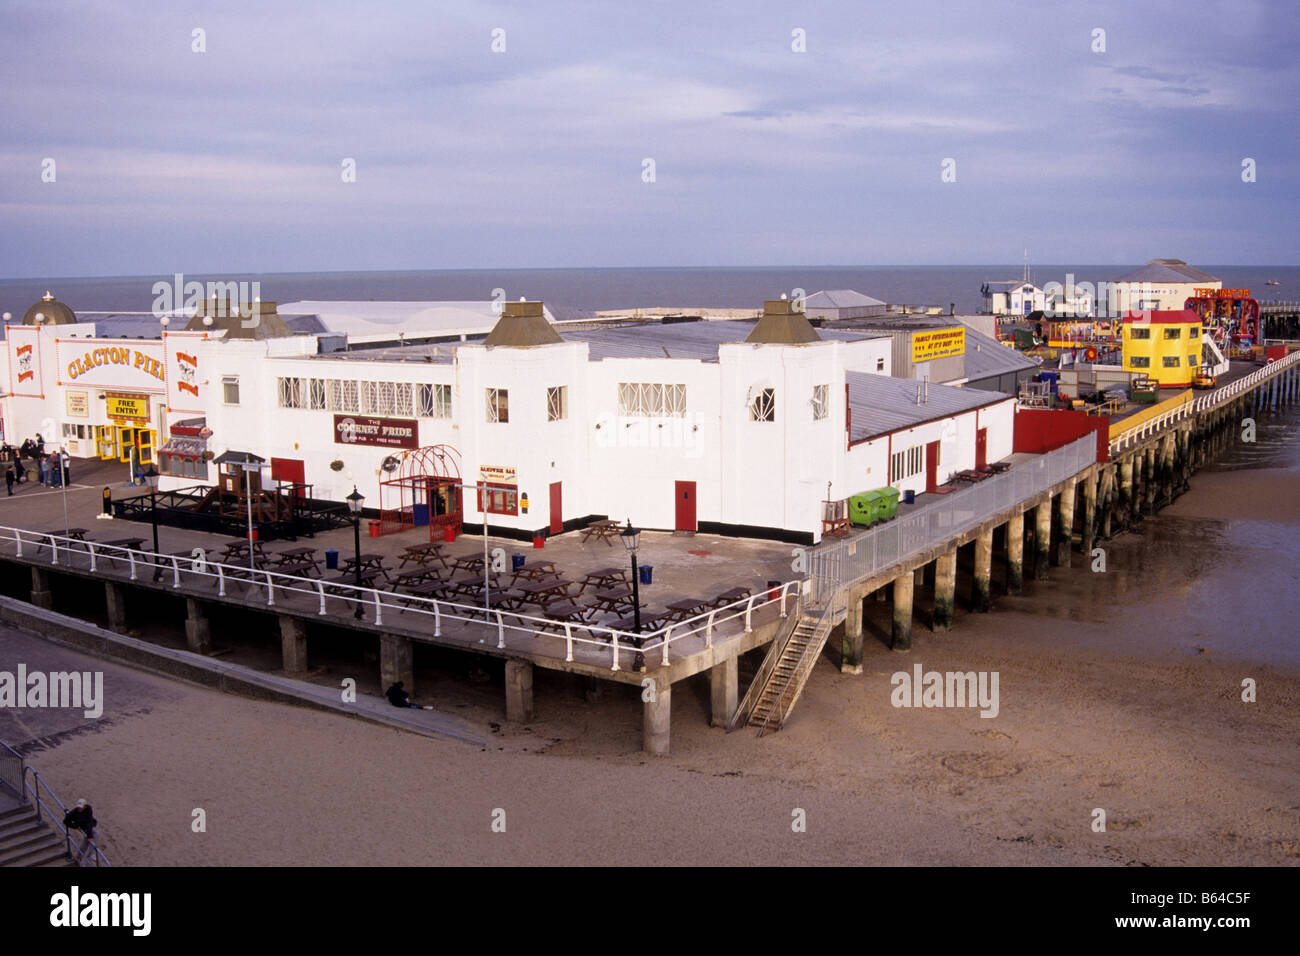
[620,520,644,670]
[346,486,365,619]
[143,464,160,580]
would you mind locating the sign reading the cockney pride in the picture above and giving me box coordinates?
[56,338,166,390]
[911,326,966,363]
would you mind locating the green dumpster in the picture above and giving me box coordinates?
[878,487,901,520]
[849,491,883,527]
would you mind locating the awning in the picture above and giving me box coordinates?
[158,437,207,458]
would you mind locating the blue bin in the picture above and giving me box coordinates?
[638,565,653,586]
[325,549,339,570]
[903,490,915,505]
[511,553,526,572]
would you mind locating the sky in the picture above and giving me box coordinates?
[1,0,1297,277]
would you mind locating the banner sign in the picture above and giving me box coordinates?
[56,338,165,391]
[163,331,208,412]
[333,415,419,449]
[6,326,44,397]
[105,392,151,424]
[65,391,89,417]
[911,327,966,363]
[479,465,517,483]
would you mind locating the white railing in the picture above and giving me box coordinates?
[1108,349,1300,454]
[1,527,799,674]
[812,434,1097,597]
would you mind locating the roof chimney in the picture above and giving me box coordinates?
[484,300,563,347]
[744,298,822,345]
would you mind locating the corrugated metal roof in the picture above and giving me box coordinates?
[562,319,884,361]
[962,327,1039,382]
[1111,259,1219,284]
[848,372,1009,440]
[805,289,886,309]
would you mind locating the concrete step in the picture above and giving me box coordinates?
[0,834,65,867]
[0,806,34,826]
[0,826,61,857]
[0,816,43,840]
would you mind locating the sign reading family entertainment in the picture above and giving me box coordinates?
[333,415,419,449]
[911,326,966,363]
[105,393,151,424]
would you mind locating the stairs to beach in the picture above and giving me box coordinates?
[729,603,836,736]
[0,803,75,867]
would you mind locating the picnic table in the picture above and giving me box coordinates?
[579,519,621,546]
[103,537,146,552]
[36,528,88,552]
[663,598,711,623]
[578,566,629,592]
[513,578,575,608]
[540,602,593,625]
[390,566,443,589]
[711,585,752,607]
[510,560,557,583]
[341,553,390,581]
[221,539,267,563]
[264,547,321,577]
[587,587,634,615]
[323,569,384,594]
[398,542,449,570]
[987,461,1012,474]
[451,554,486,574]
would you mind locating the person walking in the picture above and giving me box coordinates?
[49,450,62,488]
[63,798,98,861]
[5,465,13,496]
[38,454,50,487]
[13,457,25,485]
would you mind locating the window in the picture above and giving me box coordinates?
[1189,354,1199,367]
[476,482,518,515]
[309,379,326,410]
[277,377,304,409]
[417,383,452,418]
[486,388,509,423]
[890,444,926,483]
[1130,356,1150,368]
[876,357,885,372]
[547,386,568,421]
[328,380,359,413]
[222,375,240,405]
[361,381,397,415]
[1162,356,1180,368]
[617,382,688,417]
[158,454,208,481]
[1163,328,1182,339]
[811,384,829,420]
[749,387,776,422]
[1189,327,1200,338]
[1129,327,1150,340]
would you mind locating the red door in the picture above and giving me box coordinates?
[549,482,563,535]
[975,428,988,471]
[271,457,306,497]
[675,480,696,531]
[925,441,940,493]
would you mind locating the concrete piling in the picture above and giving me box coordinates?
[841,585,865,674]
[185,597,212,654]
[505,658,534,722]
[279,614,307,673]
[643,681,671,755]
[1005,512,1024,596]
[891,573,914,651]
[379,633,414,698]
[103,579,125,630]
[972,529,992,613]
[30,567,53,610]
[710,655,739,727]
[933,549,956,631]
[1055,479,1076,567]
[1034,499,1052,580]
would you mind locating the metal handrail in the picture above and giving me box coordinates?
[757,598,835,737]
[0,739,109,867]
[2,526,801,674]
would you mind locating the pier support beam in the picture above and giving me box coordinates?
[1117,458,1133,531]
[1098,467,1114,540]
[933,549,956,631]
[1005,512,1024,596]
[1143,446,1156,515]
[643,682,671,755]
[709,655,738,727]
[891,573,914,651]
[1055,479,1076,567]
[505,658,534,723]
[279,615,307,673]
[841,585,865,674]
[30,567,53,611]
[972,529,992,613]
[185,597,212,655]
[1081,472,1098,557]
[1034,499,1052,580]
[103,579,125,630]
[379,633,414,698]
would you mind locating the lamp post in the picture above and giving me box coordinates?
[346,486,365,619]
[620,520,644,671]
[143,464,160,580]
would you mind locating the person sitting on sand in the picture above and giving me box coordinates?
[385,681,433,711]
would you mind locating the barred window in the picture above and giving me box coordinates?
[486,388,509,423]
[417,383,452,418]
[811,384,829,420]
[1130,356,1150,368]
[749,387,775,422]
[361,381,398,415]
[327,380,359,412]
[547,386,568,421]
[277,377,304,409]
[393,382,413,416]
[617,382,687,417]
[309,378,326,410]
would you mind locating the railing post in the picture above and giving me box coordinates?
[374,590,383,626]
[744,595,755,633]
[88,544,96,572]
[315,580,327,615]
[49,535,58,567]
[610,632,621,672]
[172,557,181,589]
[495,610,504,649]
[564,623,574,662]
[433,600,441,637]
[779,586,789,617]
[705,609,716,647]
[661,624,672,665]
[15,531,23,559]
[127,551,137,581]
[265,572,276,606]
[217,564,226,597]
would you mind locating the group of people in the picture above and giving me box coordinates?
[2,434,70,495]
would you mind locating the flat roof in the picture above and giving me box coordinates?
[848,372,1010,441]
[563,319,886,362]
[962,327,1040,381]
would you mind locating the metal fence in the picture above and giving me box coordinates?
[811,434,1098,600]
[0,739,109,866]
[0,527,798,674]
[0,739,23,801]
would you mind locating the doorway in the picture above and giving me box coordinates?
[925,441,940,493]
[549,482,563,535]
[975,428,988,471]
[675,480,696,531]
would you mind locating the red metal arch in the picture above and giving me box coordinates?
[377,443,464,539]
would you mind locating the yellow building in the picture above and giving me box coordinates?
[1120,309,1203,387]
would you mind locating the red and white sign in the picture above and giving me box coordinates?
[163,331,208,412]
[6,326,44,397]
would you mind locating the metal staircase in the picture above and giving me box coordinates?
[728,599,836,736]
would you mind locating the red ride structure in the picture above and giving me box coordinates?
[1184,287,1259,355]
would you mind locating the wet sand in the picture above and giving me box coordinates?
[5,413,1299,866]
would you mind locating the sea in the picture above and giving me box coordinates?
[1,265,1298,317]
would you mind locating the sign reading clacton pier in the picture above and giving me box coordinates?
[56,338,166,390]
[333,415,419,449]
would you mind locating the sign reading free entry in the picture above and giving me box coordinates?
[333,415,419,449]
